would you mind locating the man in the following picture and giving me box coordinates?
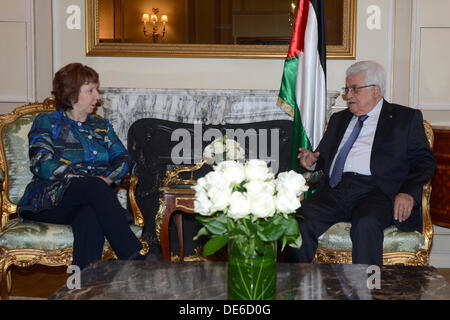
[288,60,436,265]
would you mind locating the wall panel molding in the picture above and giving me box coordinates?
[0,0,35,107]
[410,0,450,112]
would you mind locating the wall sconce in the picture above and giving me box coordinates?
[142,8,168,42]
[289,1,297,28]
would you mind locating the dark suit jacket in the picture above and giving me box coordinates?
[314,99,437,232]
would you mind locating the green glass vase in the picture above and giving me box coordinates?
[227,239,277,300]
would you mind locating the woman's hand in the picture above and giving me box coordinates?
[297,148,320,171]
[97,176,113,185]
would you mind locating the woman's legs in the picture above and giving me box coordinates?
[70,205,106,269]
[23,176,143,268]
[22,204,105,269]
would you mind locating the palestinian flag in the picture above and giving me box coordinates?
[277,0,327,171]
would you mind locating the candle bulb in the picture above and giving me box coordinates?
[142,13,149,24]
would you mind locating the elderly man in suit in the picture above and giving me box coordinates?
[288,60,436,265]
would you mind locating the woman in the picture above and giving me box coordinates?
[18,63,151,269]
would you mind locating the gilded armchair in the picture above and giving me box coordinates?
[0,98,147,299]
[314,120,434,265]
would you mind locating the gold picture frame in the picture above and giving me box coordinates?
[85,0,356,59]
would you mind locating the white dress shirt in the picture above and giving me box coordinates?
[329,98,383,176]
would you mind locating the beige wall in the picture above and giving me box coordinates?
[412,0,450,125]
[0,0,53,114]
[0,0,33,113]
[52,0,391,93]
[2,0,449,125]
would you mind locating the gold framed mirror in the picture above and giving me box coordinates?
[86,0,356,59]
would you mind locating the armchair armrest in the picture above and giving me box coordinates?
[0,169,3,232]
[114,174,144,228]
[421,183,433,252]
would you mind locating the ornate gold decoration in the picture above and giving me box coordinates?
[315,248,430,266]
[326,0,357,59]
[86,0,356,59]
[162,160,206,187]
[155,197,166,243]
[314,121,435,266]
[175,197,196,212]
[170,246,227,262]
[156,161,208,260]
[115,174,144,227]
[170,247,209,262]
[424,120,435,149]
[0,99,148,299]
[0,98,56,231]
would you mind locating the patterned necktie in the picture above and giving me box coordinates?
[329,115,369,188]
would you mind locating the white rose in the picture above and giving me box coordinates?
[276,170,309,196]
[245,159,274,181]
[245,179,275,196]
[275,191,301,214]
[225,139,245,160]
[227,191,251,220]
[203,138,226,163]
[192,177,207,193]
[207,186,231,212]
[212,139,224,155]
[203,144,214,159]
[235,147,245,160]
[203,171,227,189]
[194,189,214,216]
[249,192,276,218]
[214,160,246,186]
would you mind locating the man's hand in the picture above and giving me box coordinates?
[97,176,113,185]
[394,193,414,222]
[297,148,320,171]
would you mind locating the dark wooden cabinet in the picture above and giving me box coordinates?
[430,126,450,228]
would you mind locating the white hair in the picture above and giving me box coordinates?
[346,60,386,96]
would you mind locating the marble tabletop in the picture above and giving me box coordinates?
[49,260,450,300]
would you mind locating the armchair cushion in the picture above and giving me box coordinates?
[317,222,425,252]
[0,218,142,250]
[3,113,36,204]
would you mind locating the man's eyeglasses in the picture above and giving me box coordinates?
[342,84,376,95]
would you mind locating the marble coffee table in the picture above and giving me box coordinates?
[49,260,450,300]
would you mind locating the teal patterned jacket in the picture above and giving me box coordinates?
[17,110,130,215]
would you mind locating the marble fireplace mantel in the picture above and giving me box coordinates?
[99,88,341,146]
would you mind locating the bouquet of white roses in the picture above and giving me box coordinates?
[203,136,245,164]
[192,159,309,256]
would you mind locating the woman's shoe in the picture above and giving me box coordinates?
[128,251,159,261]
